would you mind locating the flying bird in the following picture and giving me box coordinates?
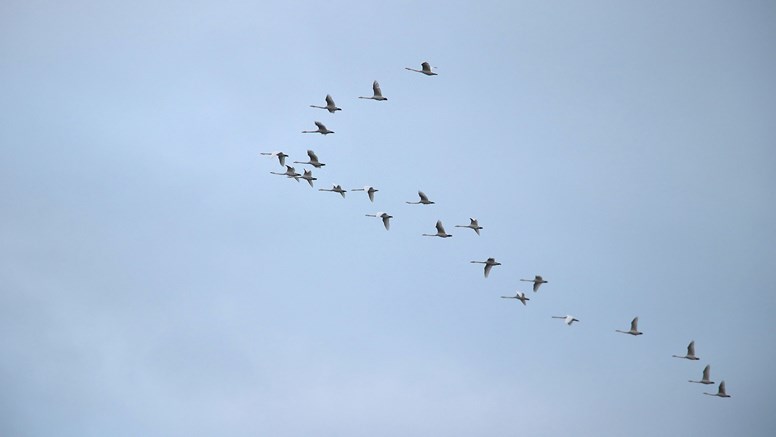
[616,317,643,336]
[293,149,326,168]
[270,165,301,181]
[310,94,341,113]
[552,315,580,326]
[520,275,548,292]
[470,257,501,278]
[454,218,483,235]
[351,186,379,202]
[406,191,435,205]
[704,381,731,398]
[689,365,714,385]
[299,169,317,187]
[672,341,700,360]
[259,151,289,167]
[358,80,388,101]
[365,212,392,230]
[501,291,530,305]
[302,121,334,135]
[422,220,452,238]
[319,184,347,198]
[405,61,437,76]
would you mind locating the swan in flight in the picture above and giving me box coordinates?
[422,220,452,238]
[455,218,482,235]
[260,151,289,166]
[405,61,437,76]
[358,80,388,101]
[406,191,435,205]
[270,165,301,181]
[704,381,731,398]
[689,365,714,385]
[293,149,326,168]
[319,184,347,198]
[552,315,580,326]
[673,341,700,360]
[520,275,547,292]
[299,169,317,187]
[302,121,334,135]
[616,317,643,335]
[310,94,341,113]
[365,212,392,230]
[501,291,529,305]
[470,257,501,278]
[352,186,378,202]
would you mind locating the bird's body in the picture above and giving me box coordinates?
[302,121,334,135]
[352,186,378,202]
[455,218,483,235]
[673,341,700,360]
[319,184,347,198]
[260,151,289,167]
[689,365,714,385]
[552,315,580,325]
[406,191,435,205]
[422,220,452,238]
[405,61,437,76]
[310,94,341,113]
[520,275,548,292]
[299,169,317,187]
[359,80,388,101]
[270,165,301,181]
[704,381,731,398]
[293,150,326,168]
[501,291,530,305]
[616,317,643,335]
[365,212,392,230]
[470,257,501,278]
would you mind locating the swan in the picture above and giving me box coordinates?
[501,291,529,305]
[520,275,547,292]
[616,317,643,335]
[406,191,435,205]
[270,165,301,181]
[358,80,388,101]
[299,169,317,187]
[552,315,579,325]
[689,365,714,384]
[260,151,289,166]
[673,341,700,360]
[470,257,501,278]
[318,184,347,198]
[293,149,326,168]
[310,94,341,113]
[704,381,731,398]
[422,220,452,238]
[302,121,334,135]
[351,186,378,202]
[405,61,437,76]
[455,218,482,235]
[365,212,392,230]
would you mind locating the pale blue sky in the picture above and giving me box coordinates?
[1,1,775,436]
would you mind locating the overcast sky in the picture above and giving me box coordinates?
[1,1,775,436]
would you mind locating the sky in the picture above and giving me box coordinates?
[1,0,775,435]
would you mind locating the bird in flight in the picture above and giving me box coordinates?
[406,191,435,205]
[319,184,347,198]
[259,151,289,167]
[310,94,341,113]
[520,275,547,292]
[358,80,388,101]
[422,220,452,238]
[299,169,317,187]
[455,218,483,235]
[552,315,580,326]
[270,165,301,181]
[365,212,392,230]
[470,257,501,278]
[672,341,700,360]
[689,365,714,385]
[293,149,326,168]
[501,291,530,305]
[351,186,379,202]
[405,61,437,76]
[616,317,643,336]
[704,380,731,398]
[302,121,334,135]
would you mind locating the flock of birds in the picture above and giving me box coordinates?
[261,62,732,399]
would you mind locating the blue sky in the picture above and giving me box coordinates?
[1,1,775,435]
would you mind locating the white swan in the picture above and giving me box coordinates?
[318,184,347,198]
[454,218,482,235]
[422,220,452,238]
[520,275,547,292]
[365,212,392,230]
[358,80,388,101]
[270,165,300,181]
[302,121,334,135]
[310,94,341,113]
[260,151,289,166]
[672,341,700,360]
[704,380,731,398]
[405,62,437,76]
[299,169,317,187]
[500,291,529,305]
[293,149,326,168]
[470,257,501,278]
[552,315,579,325]
[351,186,378,202]
[406,191,434,205]
[689,365,714,385]
[616,317,643,335]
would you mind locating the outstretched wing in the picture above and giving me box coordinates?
[373,80,382,97]
[630,317,639,331]
[307,149,319,162]
[314,121,325,129]
[418,191,429,202]
[325,94,335,106]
